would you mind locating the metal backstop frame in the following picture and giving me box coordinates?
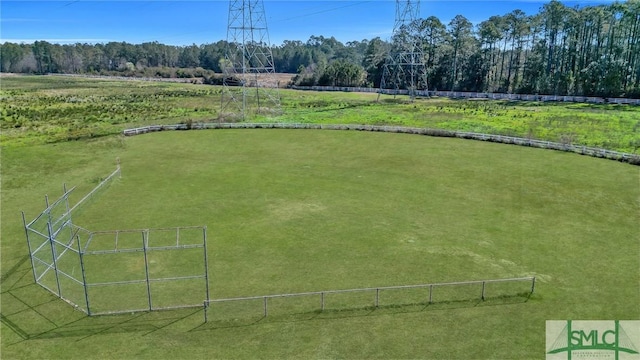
[22,165,210,316]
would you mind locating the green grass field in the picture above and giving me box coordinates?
[2,75,639,153]
[2,126,639,358]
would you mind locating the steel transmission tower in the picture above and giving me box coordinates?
[221,0,280,120]
[379,0,428,99]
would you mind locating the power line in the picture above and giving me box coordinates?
[62,1,80,7]
[152,1,375,44]
[272,1,373,22]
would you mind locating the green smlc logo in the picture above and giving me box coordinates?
[547,320,639,360]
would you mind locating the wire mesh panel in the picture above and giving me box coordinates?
[85,230,144,253]
[262,294,321,320]
[84,250,147,283]
[24,190,74,298]
[53,222,76,253]
[430,282,482,304]
[377,286,430,310]
[146,228,180,248]
[56,267,87,312]
[68,165,121,215]
[147,249,204,278]
[319,290,376,313]
[27,222,55,288]
[82,227,208,315]
[27,212,51,240]
[147,227,207,310]
[48,199,72,237]
[88,282,151,315]
[83,247,149,314]
[31,246,58,296]
[150,277,206,310]
[206,298,265,324]
[483,279,534,301]
[146,227,204,249]
[144,228,209,310]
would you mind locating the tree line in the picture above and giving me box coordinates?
[1,0,638,97]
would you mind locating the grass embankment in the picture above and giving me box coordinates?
[2,129,638,359]
[1,75,639,153]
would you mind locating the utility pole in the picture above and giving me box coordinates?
[379,0,428,100]
[221,0,280,120]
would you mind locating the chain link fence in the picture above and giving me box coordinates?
[290,85,640,105]
[204,277,535,323]
[22,165,209,316]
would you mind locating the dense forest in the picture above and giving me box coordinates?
[1,0,639,97]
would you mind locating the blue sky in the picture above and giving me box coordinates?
[1,1,617,46]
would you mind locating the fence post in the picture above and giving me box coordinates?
[203,227,211,306]
[46,217,63,297]
[375,288,380,308]
[63,183,70,215]
[429,284,433,304]
[321,292,325,311]
[531,277,536,295]
[21,212,38,284]
[263,297,268,317]
[77,235,91,315]
[142,230,153,311]
[203,301,208,322]
[481,281,486,301]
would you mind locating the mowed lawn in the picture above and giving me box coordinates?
[1,129,639,359]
